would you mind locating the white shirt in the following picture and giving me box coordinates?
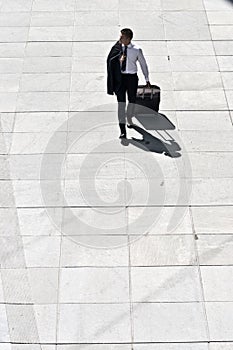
[121,42,149,82]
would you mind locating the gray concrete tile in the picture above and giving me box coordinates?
[213,40,233,55]
[62,206,127,235]
[0,208,19,235]
[217,55,233,71]
[76,0,119,11]
[23,57,72,73]
[226,90,233,109]
[131,266,202,302]
[173,72,222,91]
[128,206,193,235]
[201,266,233,301]
[16,92,70,112]
[58,303,131,343]
[210,26,233,40]
[0,267,59,303]
[179,131,233,151]
[67,111,117,131]
[61,235,129,267]
[0,180,15,206]
[0,132,12,155]
[163,11,208,25]
[0,12,31,26]
[134,345,208,350]
[189,178,233,205]
[18,207,62,235]
[120,11,163,27]
[64,153,125,179]
[168,40,215,55]
[206,302,233,341]
[28,26,74,42]
[0,0,33,12]
[20,73,71,92]
[0,236,26,268]
[72,56,106,72]
[192,206,233,234]
[13,112,68,132]
[0,113,15,132]
[222,72,233,89]
[32,0,76,11]
[184,152,233,178]
[66,130,124,154]
[8,154,64,180]
[162,0,205,10]
[13,180,64,207]
[0,58,24,73]
[0,43,25,57]
[165,25,210,40]
[0,92,18,112]
[171,56,218,72]
[63,178,127,207]
[70,91,115,111]
[73,25,120,41]
[207,11,233,25]
[57,346,130,350]
[133,302,208,342]
[59,267,129,303]
[119,0,162,11]
[176,111,232,130]
[197,235,233,265]
[71,72,105,92]
[175,90,227,110]
[22,236,61,267]
[0,27,29,42]
[0,305,10,342]
[31,11,74,26]
[25,42,73,57]
[129,235,196,266]
[6,304,56,343]
[0,74,21,92]
[146,55,170,72]
[10,132,67,154]
[209,343,233,350]
[75,11,119,26]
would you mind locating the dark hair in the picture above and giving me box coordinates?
[121,28,133,40]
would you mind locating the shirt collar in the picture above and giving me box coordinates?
[122,42,133,49]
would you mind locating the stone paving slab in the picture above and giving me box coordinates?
[0,0,233,348]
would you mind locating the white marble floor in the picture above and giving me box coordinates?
[0,0,233,348]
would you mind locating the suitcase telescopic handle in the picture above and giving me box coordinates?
[142,86,154,99]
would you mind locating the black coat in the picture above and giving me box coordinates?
[107,41,122,95]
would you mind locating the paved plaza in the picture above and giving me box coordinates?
[0,0,233,348]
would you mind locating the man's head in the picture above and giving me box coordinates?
[120,28,133,45]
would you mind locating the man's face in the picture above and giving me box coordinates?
[119,33,131,45]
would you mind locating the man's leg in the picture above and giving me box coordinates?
[116,76,127,137]
[126,74,138,125]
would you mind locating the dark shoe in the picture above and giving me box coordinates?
[119,133,127,139]
[119,123,126,138]
[127,124,134,128]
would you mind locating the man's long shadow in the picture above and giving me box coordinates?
[121,112,181,158]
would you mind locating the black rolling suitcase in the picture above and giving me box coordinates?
[135,84,160,114]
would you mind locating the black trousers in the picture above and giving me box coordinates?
[116,73,139,125]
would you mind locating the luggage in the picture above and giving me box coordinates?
[135,84,160,114]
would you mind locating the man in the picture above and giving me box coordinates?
[107,28,151,138]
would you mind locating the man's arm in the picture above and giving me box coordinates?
[138,48,150,85]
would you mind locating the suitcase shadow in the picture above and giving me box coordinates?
[121,113,181,158]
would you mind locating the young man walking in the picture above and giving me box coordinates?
[107,28,151,138]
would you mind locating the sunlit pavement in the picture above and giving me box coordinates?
[0,0,233,349]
